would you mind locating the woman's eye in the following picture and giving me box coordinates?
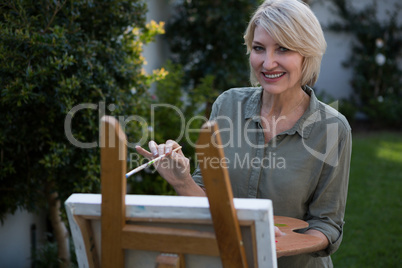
[252,46,264,52]
[278,47,289,52]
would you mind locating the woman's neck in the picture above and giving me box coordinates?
[261,87,307,119]
[259,87,310,143]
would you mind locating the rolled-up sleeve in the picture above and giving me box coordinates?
[192,166,204,187]
[305,129,352,256]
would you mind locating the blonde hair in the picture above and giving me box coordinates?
[244,0,326,87]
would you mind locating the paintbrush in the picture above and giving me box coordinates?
[126,146,182,178]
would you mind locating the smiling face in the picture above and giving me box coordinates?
[250,25,304,96]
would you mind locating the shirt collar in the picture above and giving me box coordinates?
[243,86,320,139]
[287,86,320,139]
[244,87,263,120]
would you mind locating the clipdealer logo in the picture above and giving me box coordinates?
[64,100,344,167]
[301,102,341,167]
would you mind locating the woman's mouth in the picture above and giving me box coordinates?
[263,72,286,79]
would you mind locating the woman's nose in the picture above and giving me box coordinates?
[263,52,278,70]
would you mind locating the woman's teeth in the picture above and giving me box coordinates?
[264,72,285,78]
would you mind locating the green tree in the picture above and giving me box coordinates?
[165,0,260,117]
[128,0,263,194]
[0,1,165,266]
[126,60,216,195]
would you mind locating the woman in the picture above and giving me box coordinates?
[136,0,352,267]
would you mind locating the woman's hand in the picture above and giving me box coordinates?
[304,229,329,250]
[135,140,206,196]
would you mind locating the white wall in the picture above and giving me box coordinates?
[310,0,354,99]
[0,209,46,268]
[310,0,402,100]
[143,0,172,76]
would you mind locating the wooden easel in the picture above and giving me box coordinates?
[67,116,323,267]
[192,121,323,259]
[100,116,249,268]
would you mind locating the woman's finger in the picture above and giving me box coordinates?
[274,226,285,237]
[135,145,153,159]
[148,140,158,157]
[166,140,181,155]
[158,143,166,156]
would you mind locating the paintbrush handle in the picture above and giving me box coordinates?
[126,146,182,178]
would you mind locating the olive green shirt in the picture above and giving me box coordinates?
[193,86,352,268]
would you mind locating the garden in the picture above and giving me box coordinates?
[332,132,401,267]
[0,0,401,267]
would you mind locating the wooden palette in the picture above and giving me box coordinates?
[274,216,323,257]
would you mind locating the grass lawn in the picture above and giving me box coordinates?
[332,131,402,267]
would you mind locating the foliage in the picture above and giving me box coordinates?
[128,0,262,193]
[332,131,402,267]
[327,0,402,128]
[31,233,78,268]
[128,61,216,194]
[131,0,263,188]
[0,0,165,222]
[315,90,358,124]
[165,0,260,117]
